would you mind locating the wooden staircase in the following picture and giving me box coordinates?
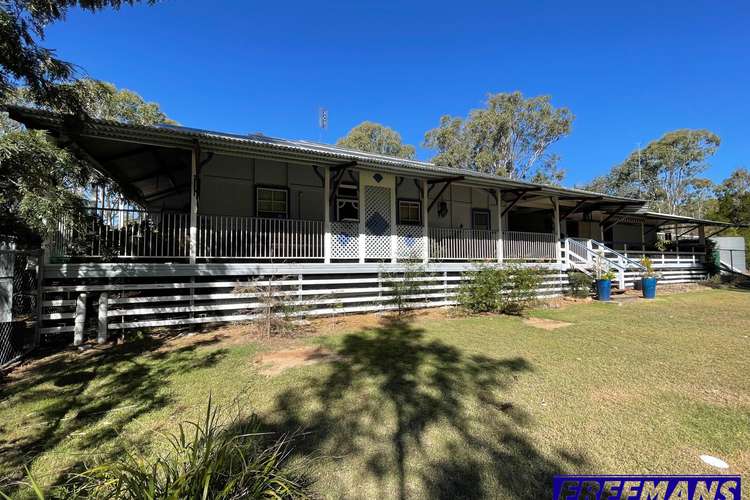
[564,238,647,290]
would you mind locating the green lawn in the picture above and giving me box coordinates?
[1,289,749,498]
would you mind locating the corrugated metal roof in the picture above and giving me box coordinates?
[8,105,744,228]
[5,105,647,206]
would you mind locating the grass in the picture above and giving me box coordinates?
[1,289,749,499]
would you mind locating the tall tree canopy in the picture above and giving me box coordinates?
[585,129,720,215]
[1,80,173,244]
[713,167,750,224]
[0,0,150,111]
[423,92,573,184]
[336,121,416,159]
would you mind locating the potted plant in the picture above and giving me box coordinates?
[640,257,659,299]
[594,251,616,301]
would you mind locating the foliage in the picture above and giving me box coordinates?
[457,262,543,315]
[423,91,573,182]
[0,0,153,111]
[640,257,659,278]
[234,276,306,337]
[336,121,415,159]
[708,167,750,267]
[592,250,617,281]
[5,397,311,499]
[382,261,427,317]
[0,79,174,245]
[585,129,720,216]
[567,271,592,298]
[0,129,95,243]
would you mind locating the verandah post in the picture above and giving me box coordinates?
[422,179,429,263]
[552,196,561,266]
[496,189,503,264]
[73,292,87,346]
[323,166,331,263]
[189,144,199,264]
[97,292,108,344]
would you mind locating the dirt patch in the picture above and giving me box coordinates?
[309,307,455,335]
[522,317,573,330]
[254,347,340,376]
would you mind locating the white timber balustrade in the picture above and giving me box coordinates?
[429,227,498,260]
[197,215,323,259]
[50,208,190,259]
[502,231,557,260]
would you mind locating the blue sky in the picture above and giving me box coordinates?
[46,0,749,186]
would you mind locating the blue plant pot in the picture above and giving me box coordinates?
[641,277,657,299]
[596,279,612,301]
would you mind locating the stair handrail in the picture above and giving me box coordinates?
[589,240,647,271]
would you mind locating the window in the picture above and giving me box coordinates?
[336,183,359,221]
[398,200,421,225]
[256,187,288,219]
[472,209,491,231]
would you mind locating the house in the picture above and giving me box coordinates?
[5,106,741,344]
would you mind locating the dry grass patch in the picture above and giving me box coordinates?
[522,317,573,330]
[254,346,340,376]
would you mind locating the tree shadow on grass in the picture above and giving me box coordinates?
[0,333,227,492]
[264,315,588,499]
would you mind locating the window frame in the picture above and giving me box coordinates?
[255,185,289,219]
[471,208,491,231]
[397,198,422,225]
[335,182,359,222]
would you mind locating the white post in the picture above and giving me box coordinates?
[422,179,429,264]
[97,292,108,344]
[73,292,87,346]
[496,189,504,263]
[640,221,646,251]
[358,172,366,263]
[552,197,562,266]
[323,167,331,263]
[189,146,198,264]
[390,178,397,263]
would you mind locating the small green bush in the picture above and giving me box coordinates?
[8,398,311,499]
[458,263,543,315]
[383,261,428,317]
[568,272,592,298]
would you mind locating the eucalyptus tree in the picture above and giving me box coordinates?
[423,91,573,183]
[0,0,153,111]
[587,129,720,215]
[336,121,416,159]
[1,80,173,245]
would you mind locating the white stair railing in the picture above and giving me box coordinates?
[564,238,646,289]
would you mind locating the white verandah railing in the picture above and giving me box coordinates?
[197,215,324,259]
[51,209,558,262]
[50,208,190,259]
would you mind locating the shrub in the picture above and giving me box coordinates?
[383,260,427,317]
[8,398,312,499]
[458,263,543,315]
[568,271,592,298]
[234,276,307,337]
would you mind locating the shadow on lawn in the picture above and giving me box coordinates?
[0,333,227,491]
[264,315,587,500]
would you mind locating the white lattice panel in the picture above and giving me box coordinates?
[364,185,391,259]
[397,225,424,259]
[331,222,359,259]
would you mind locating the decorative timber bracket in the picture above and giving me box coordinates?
[427,176,464,212]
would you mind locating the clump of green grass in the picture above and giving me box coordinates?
[5,397,311,499]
